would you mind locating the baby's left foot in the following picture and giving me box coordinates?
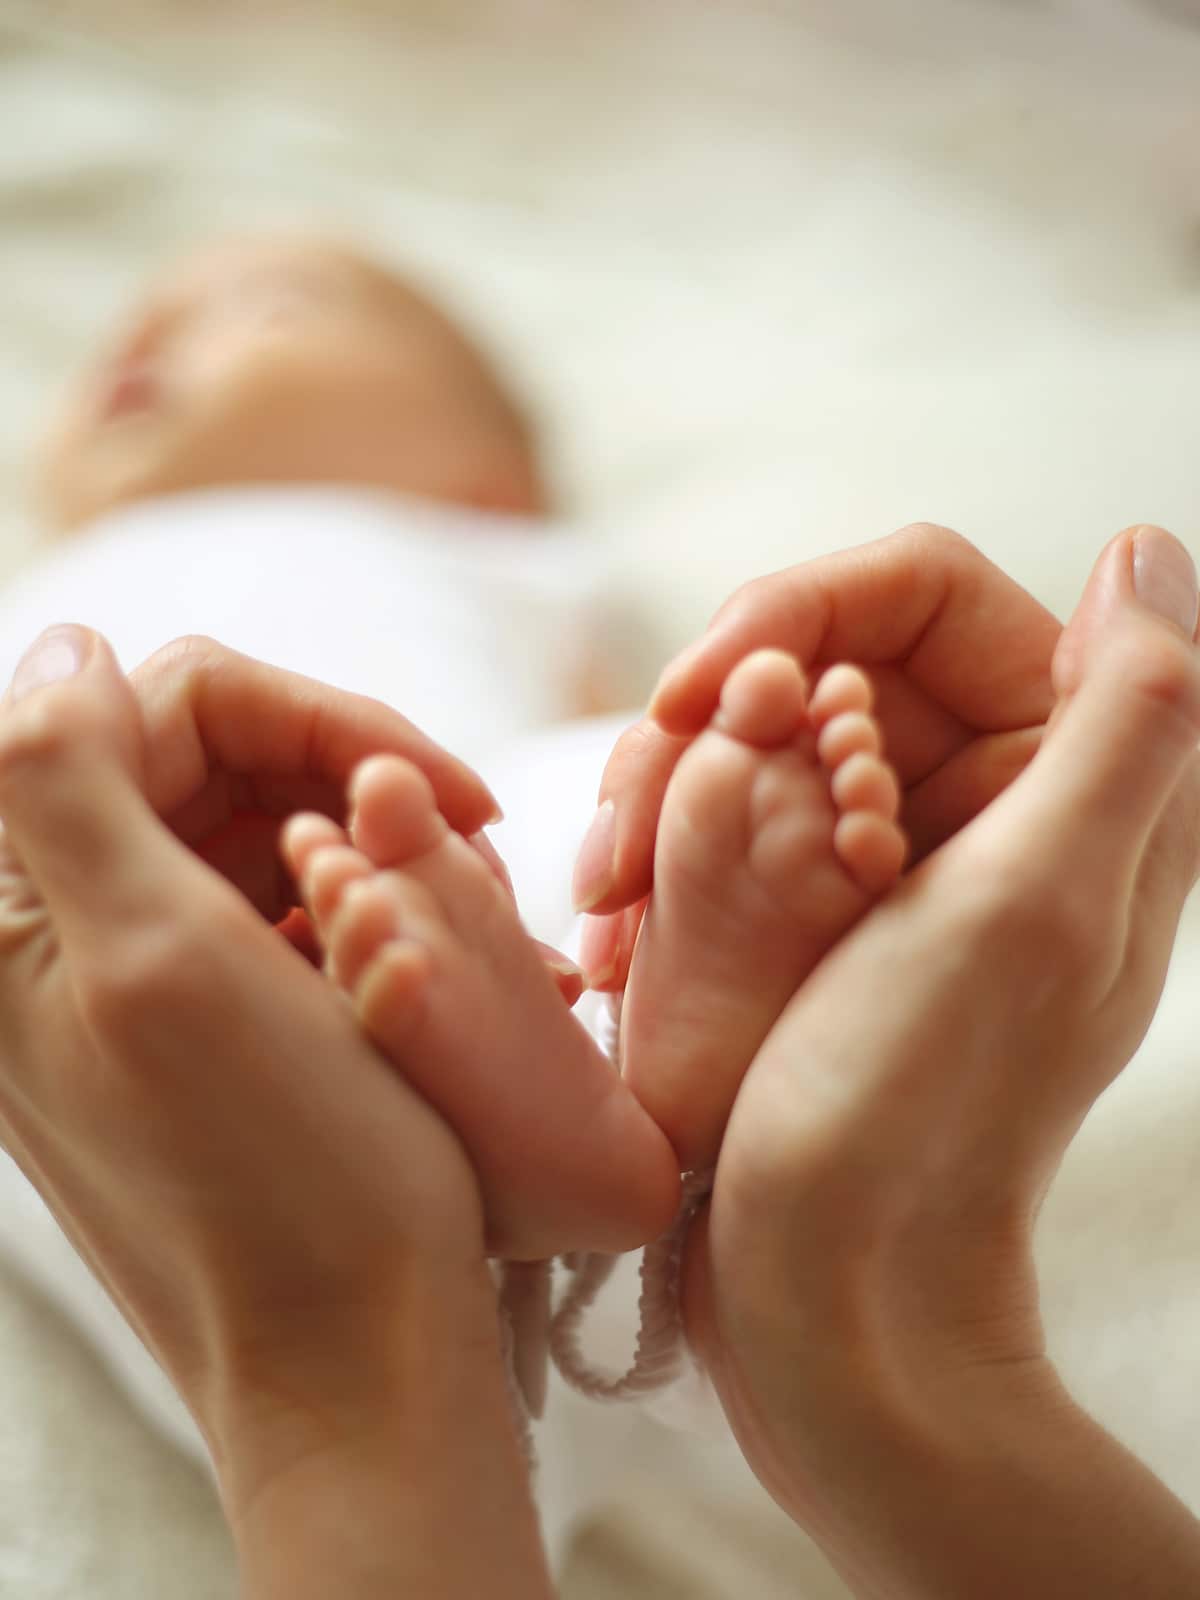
[281,757,679,1260]
[621,649,907,1170]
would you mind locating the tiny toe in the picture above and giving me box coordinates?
[349,755,448,868]
[281,812,350,881]
[830,752,901,819]
[354,939,434,1048]
[716,649,809,747]
[810,664,873,727]
[327,876,405,992]
[301,843,374,928]
[816,711,882,769]
[833,812,908,894]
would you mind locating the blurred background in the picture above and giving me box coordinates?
[5,1,1200,679]
[4,2,1200,1595]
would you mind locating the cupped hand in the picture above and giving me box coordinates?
[0,628,512,1509]
[678,528,1200,1556]
[576,523,1062,986]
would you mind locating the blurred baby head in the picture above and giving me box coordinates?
[37,236,547,533]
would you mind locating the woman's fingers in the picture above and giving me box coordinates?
[0,626,190,946]
[131,635,500,840]
[578,899,647,991]
[572,725,690,914]
[579,525,1060,915]
[903,727,1044,861]
[650,524,1059,736]
[531,941,586,1008]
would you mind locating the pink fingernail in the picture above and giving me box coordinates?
[9,625,89,702]
[571,800,616,912]
[1132,527,1199,640]
[546,956,584,979]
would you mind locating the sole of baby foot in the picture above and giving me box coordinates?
[620,648,907,1171]
[282,760,679,1260]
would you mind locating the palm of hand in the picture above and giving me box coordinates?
[0,635,492,1441]
[680,592,1200,1531]
[583,526,1064,986]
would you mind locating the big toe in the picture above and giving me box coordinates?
[716,650,810,746]
[349,755,447,866]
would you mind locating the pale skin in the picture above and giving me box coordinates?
[34,230,921,1247]
[36,235,547,535]
[275,519,1200,1600]
[280,757,680,1260]
[283,647,908,1195]
[0,631,557,1598]
[0,520,1196,1596]
[588,520,1200,1598]
[11,235,1200,1594]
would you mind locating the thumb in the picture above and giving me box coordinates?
[0,625,187,944]
[1006,527,1200,882]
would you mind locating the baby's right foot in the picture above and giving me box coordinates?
[621,649,907,1170]
[282,757,680,1260]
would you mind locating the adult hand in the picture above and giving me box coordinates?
[0,628,552,1600]
[682,528,1200,1600]
[575,522,1061,985]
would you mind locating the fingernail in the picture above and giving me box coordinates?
[647,639,703,721]
[571,799,616,912]
[1133,528,1199,640]
[545,955,584,980]
[9,626,89,702]
[479,837,517,904]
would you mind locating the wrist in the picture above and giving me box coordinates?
[717,1248,1200,1600]
[231,1401,552,1600]
[709,1175,1052,1464]
[815,1363,1200,1600]
[204,1259,553,1600]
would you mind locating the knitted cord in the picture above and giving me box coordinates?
[548,992,714,1402]
[548,1167,711,1400]
[497,1277,537,1473]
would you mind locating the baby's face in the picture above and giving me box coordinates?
[39,239,543,532]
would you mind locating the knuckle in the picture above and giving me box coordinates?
[1124,643,1200,736]
[603,715,670,782]
[0,687,94,781]
[966,866,1108,986]
[74,907,223,1044]
[130,633,229,688]
[891,521,974,562]
[709,574,770,632]
[154,633,225,665]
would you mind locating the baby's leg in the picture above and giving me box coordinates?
[281,759,679,1262]
[621,648,906,1170]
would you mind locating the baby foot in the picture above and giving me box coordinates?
[621,648,907,1170]
[281,756,679,1261]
